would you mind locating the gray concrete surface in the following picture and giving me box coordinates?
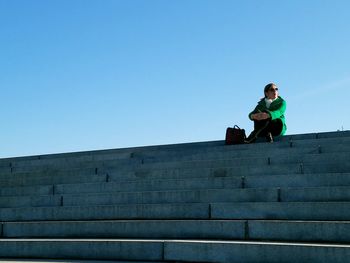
[55,176,242,195]
[249,220,350,243]
[164,240,350,263]
[281,186,350,201]
[0,195,60,208]
[211,202,350,220]
[4,219,350,243]
[0,130,349,262]
[62,188,278,206]
[0,203,209,221]
[0,185,53,197]
[2,132,350,176]
[2,220,245,239]
[0,174,107,187]
[0,239,163,261]
[246,172,350,188]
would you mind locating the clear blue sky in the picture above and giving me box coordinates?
[1,0,350,158]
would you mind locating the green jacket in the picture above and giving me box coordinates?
[249,96,287,135]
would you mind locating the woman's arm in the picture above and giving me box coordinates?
[249,106,260,120]
[267,100,286,120]
[249,106,270,121]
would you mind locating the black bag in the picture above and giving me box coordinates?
[225,125,246,145]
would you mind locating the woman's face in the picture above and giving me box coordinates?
[265,86,279,100]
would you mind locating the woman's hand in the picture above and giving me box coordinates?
[252,112,270,121]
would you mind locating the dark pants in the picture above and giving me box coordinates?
[254,119,283,137]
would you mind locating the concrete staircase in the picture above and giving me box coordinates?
[1,131,350,262]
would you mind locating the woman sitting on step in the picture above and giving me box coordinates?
[245,83,287,143]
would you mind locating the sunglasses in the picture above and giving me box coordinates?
[269,88,278,92]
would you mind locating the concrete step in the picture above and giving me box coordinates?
[287,130,350,140]
[212,202,350,220]
[0,195,60,208]
[2,185,350,208]
[0,174,107,187]
[3,172,350,199]
[55,176,243,195]
[140,144,350,165]
[3,201,350,222]
[108,165,298,181]
[0,167,99,179]
[124,132,350,160]
[1,139,349,181]
[164,239,350,263]
[56,173,350,195]
[0,239,163,261]
[140,136,350,164]
[0,140,224,172]
[2,151,349,186]
[62,186,350,207]
[0,238,350,263]
[0,176,242,197]
[4,219,350,244]
[0,147,137,168]
[0,185,54,197]
[3,151,348,183]
[281,186,350,202]
[2,220,245,239]
[5,172,350,198]
[129,152,350,172]
[3,159,138,175]
[1,163,296,183]
[137,132,344,159]
[5,151,135,168]
[246,173,350,188]
[2,131,350,174]
[1,157,108,169]
[249,220,350,243]
[0,203,209,221]
[0,166,102,180]
[62,188,277,206]
[0,154,328,182]
[107,162,350,181]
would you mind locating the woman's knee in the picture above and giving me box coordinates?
[269,119,283,136]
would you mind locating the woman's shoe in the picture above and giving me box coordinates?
[266,132,274,143]
[245,130,258,143]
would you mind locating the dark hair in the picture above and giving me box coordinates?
[264,83,277,97]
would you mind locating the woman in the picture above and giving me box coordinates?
[245,83,287,143]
